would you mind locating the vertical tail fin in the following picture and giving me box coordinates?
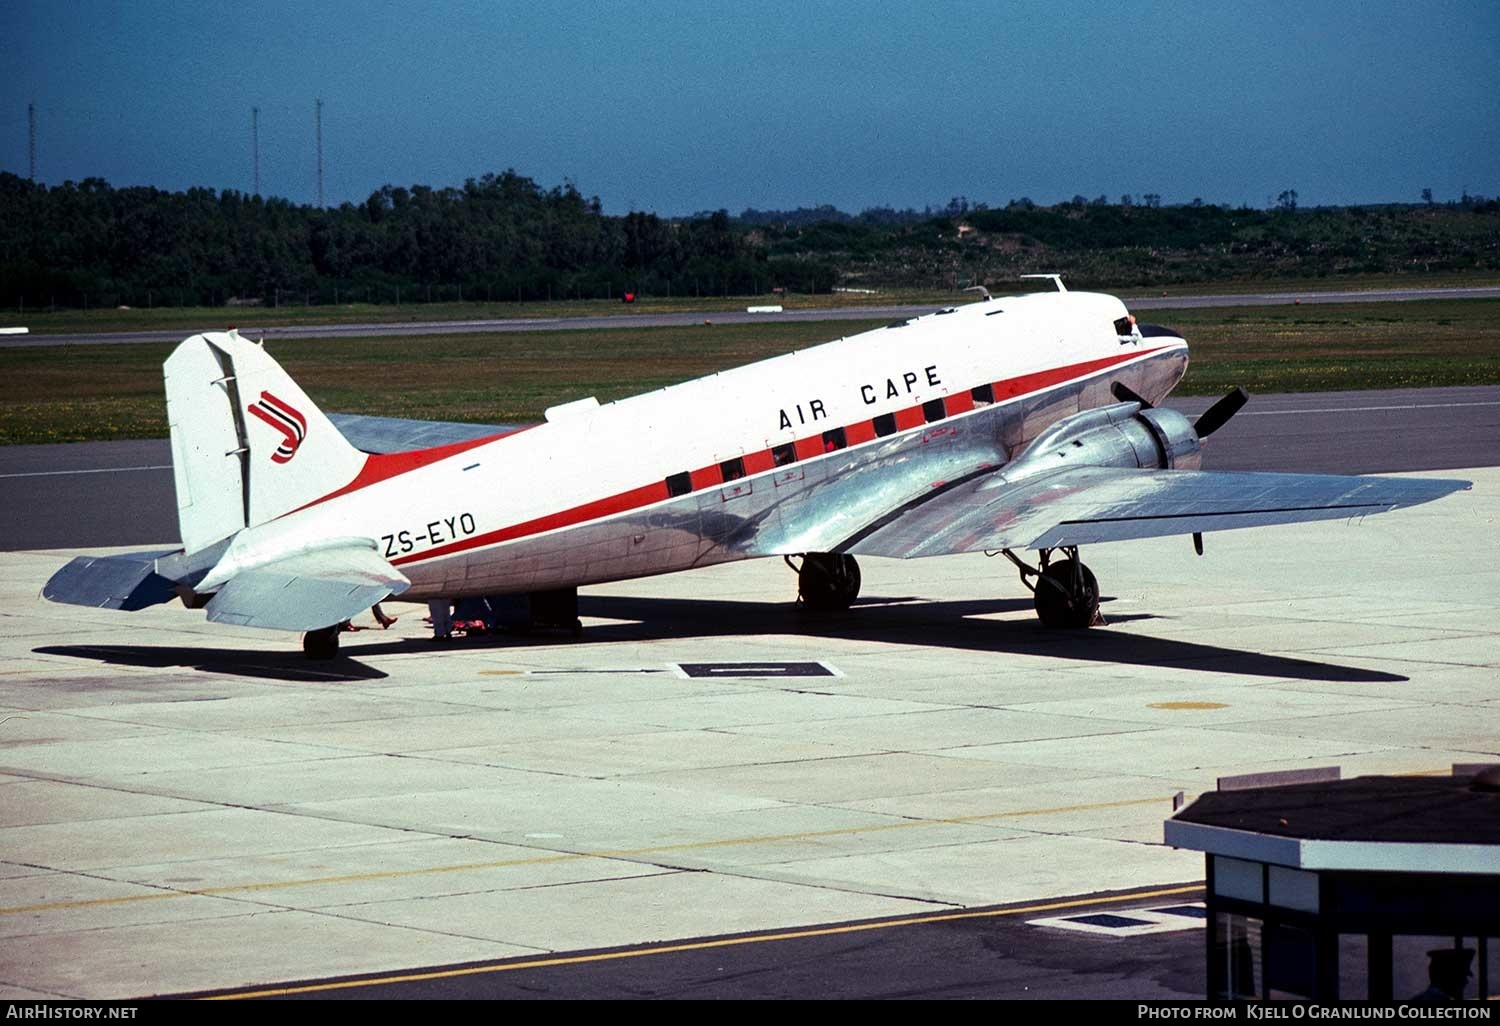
[164,331,366,552]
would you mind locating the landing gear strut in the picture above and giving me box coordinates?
[786,552,861,611]
[999,546,1102,628]
[302,625,341,660]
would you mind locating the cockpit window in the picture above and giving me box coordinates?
[1113,315,1137,336]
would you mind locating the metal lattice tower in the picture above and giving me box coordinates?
[315,98,323,207]
[252,107,260,196]
[28,102,35,181]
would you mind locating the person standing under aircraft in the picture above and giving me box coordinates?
[427,599,453,640]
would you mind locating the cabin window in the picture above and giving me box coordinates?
[821,427,847,452]
[1114,315,1136,336]
[772,442,796,467]
[971,383,995,405]
[720,456,746,481]
[666,471,692,497]
[873,413,897,437]
[922,398,946,423]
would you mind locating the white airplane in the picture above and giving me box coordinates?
[45,278,1469,658]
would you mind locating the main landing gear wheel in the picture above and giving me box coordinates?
[997,546,1102,628]
[788,552,862,611]
[1032,557,1100,629]
[302,625,341,660]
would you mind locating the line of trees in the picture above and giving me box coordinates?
[1,170,1496,310]
[0,170,838,310]
[750,193,1500,290]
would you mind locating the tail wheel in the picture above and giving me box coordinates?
[1032,558,1099,629]
[796,553,862,611]
[302,625,341,660]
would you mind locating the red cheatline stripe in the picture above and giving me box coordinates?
[392,479,671,566]
[389,346,1174,568]
[294,430,528,514]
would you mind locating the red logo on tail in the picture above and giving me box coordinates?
[247,391,307,463]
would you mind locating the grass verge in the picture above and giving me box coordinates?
[2,299,1496,445]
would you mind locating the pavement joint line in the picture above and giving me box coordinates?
[1241,400,1500,417]
[1302,654,1500,671]
[0,466,173,479]
[0,794,1178,917]
[202,883,1205,999]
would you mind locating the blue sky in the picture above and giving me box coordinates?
[2,0,1496,213]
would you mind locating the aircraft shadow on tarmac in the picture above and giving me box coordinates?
[35,592,1405,684]
[574,593,1407,684]
[32,644,390,682]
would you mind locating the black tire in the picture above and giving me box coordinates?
[1032,558,1099,629]
[798,553,861,611]
[302,625,341,660]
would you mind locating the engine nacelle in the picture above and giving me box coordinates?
[1136,407,1202,470]
[1007,401,1202,481]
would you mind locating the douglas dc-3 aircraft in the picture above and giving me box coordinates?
[45,278,1469,658]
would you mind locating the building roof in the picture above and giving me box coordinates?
[1164,773,1500,875]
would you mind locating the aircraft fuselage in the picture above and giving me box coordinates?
[224,291,1188,600]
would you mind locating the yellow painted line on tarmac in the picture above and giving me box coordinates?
[1147,701,1228,710]
[206,883,1205,999]
[0,795,1173,918]
[0,850,593,916]
[614,794,1172,856]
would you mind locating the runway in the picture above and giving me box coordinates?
[0,391,1495,999]
[8,285,1500,348]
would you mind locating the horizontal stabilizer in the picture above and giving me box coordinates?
[204,541,410,632]
[43,550,181,611]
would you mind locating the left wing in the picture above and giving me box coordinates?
[846,466,1470,558]
[327,413,522,454]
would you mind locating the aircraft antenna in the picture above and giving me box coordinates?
[252,107,260,196]
[314,98,323,207]
[1020,273,1067,293]
[28,102,35,181]
[963,285,992,301]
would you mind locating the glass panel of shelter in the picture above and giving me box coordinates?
[1212,913,1495,1001]
[1208,857,1495,1001]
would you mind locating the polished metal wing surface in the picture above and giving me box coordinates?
[845,466,1472,558]
[327,413,520,454]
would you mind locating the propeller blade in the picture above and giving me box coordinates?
[1194,387,1249,438]
[1111,382,1152,408]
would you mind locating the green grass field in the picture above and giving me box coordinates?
[2,298,1497,445]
